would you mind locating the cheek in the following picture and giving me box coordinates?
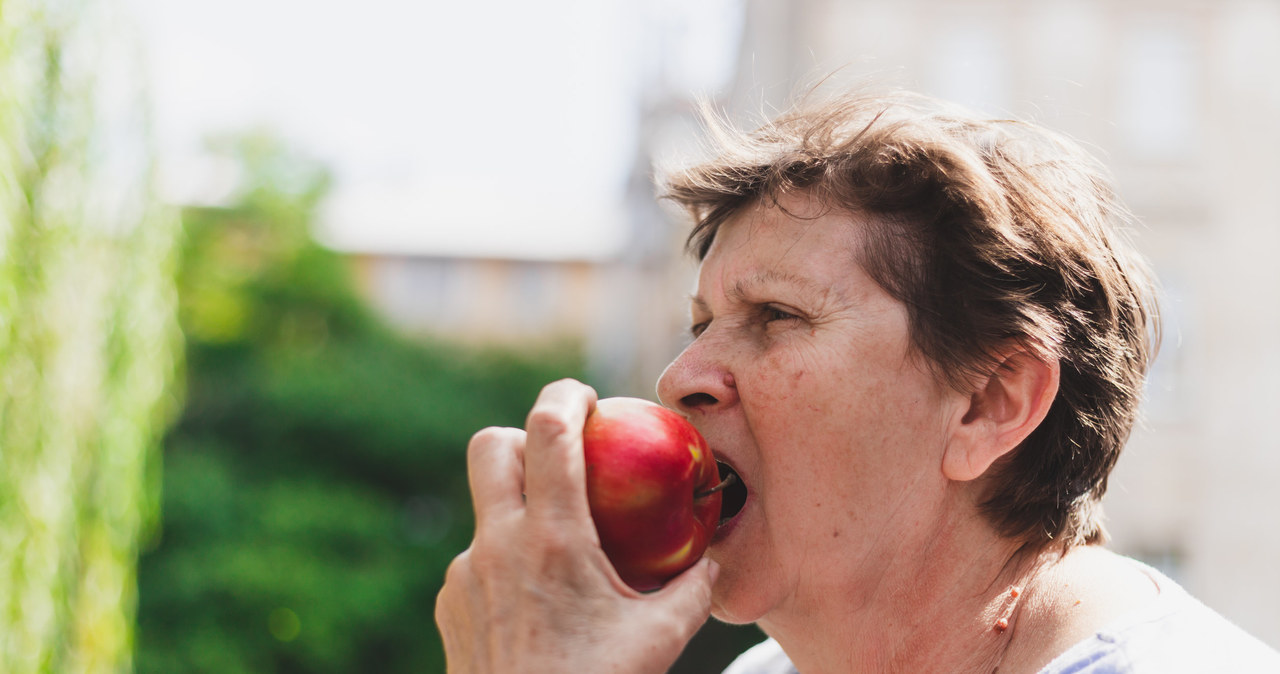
[748,338,907,429]
[742,346,868,493]
[744,340,949,488]
[748,341,838,411]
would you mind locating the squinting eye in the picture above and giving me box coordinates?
[690,321,710,338]
[764,306,799,323]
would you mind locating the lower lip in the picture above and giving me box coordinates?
[711,498,747,544]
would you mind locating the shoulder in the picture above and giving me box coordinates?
[722,638,797,674]
[1038,562,1280,673]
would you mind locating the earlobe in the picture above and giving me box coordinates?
[942,349,1060,483]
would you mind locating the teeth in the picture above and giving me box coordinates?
[716,461,747,524]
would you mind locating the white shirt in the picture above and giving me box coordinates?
[722,561,1280,673]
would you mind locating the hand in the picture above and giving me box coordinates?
[435,379,719,673]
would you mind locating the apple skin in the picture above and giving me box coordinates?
[582,397,722,592]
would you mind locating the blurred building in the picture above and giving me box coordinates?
[337,1,739,397]
[343,233,693,398]
[341,0,1280,648]
[716,0,1280,648]
[346,254,600,343]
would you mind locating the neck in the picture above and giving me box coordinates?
[757,502,1062,673]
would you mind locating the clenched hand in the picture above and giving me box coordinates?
[434,379,720,673]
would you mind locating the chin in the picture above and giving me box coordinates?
[707,568,771,626]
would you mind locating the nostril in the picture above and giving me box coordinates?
[680,392,718,408]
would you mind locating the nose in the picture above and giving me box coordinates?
[656,335,739,416]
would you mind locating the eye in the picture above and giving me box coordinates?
[690,320,710,338]
[763,305,801,325]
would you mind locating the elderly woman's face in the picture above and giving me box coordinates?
[657,193,969,625]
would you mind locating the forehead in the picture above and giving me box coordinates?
[695,194,868,296]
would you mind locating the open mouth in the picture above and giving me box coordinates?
[715,461,747,526]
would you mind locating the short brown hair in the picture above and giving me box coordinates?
[661,90,1159,547]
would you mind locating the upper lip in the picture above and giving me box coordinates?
[709,443,739,478]
[711,444,735,469]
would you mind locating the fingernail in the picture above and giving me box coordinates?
[707,558,721,584]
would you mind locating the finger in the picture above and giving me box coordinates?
[466,427,527,528]
[642,558,718,644]
[522,379,597,522]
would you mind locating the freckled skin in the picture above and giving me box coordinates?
[652,193,1172,674]
[657,194,968,627]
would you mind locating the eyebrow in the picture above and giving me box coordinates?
[733,270,831,302]
[690,269,835,313]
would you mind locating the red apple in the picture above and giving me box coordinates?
[582,397,724,592]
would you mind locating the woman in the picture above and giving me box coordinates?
[434,91,1280,672]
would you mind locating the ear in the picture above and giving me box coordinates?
[942,347,1060,483]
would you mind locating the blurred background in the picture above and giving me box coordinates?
[1,0,1277,672]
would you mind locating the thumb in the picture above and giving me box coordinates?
[643,558,719,641]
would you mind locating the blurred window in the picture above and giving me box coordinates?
[930,18,1011,115]
[1116,16,1200,161]
[374,256,464,332]
[1024,0,1106,128]
[644,0,743,92]
[512,261,561,332]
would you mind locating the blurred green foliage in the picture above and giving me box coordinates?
[134,134,584,673]
[0,1,182,671]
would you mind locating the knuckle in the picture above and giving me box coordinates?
[468,426,521,458]
[469,518,583,578]
[525,407,573,441]
[433,582,452,624]
[547,377,585,390]
[468,527,528,577]
[442,548,473,586]
[466,537,500,572]
[531,525,576,559]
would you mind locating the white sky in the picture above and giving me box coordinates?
[122,0,740,260]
